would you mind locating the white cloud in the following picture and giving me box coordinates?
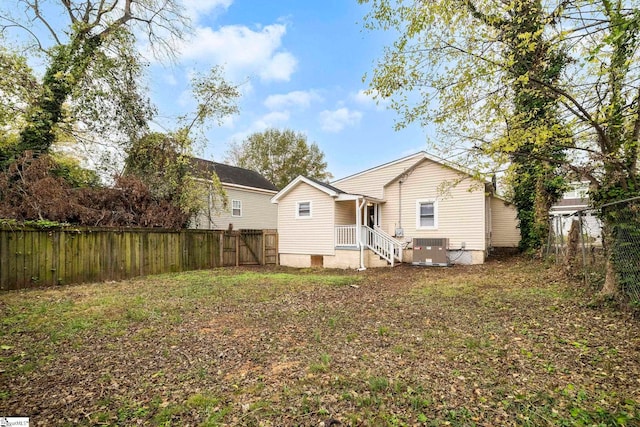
[179,24,297,82]
[352,89,390,111]
[257,111,291,127]
[264,90,323,110]
[259,52,297,82]
[227,111,291,144]
[319,108,363,133]
[183,0,233,22]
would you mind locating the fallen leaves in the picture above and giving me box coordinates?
[0,259,639,425]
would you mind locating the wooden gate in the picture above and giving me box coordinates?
[221,230,278,266]
[238,229,262,265]
[264,230,278,265]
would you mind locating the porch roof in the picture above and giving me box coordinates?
[335,194,385,203]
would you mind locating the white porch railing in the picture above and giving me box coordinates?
[334,224,402,266]
[374,225,397,243]
[361,225,402,267]
[335,225,357,247]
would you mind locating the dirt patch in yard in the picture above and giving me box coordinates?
[1,258,639,426]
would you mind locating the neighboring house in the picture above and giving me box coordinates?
[191,159,278,230]
[550,181,590,216]
[549,181,601,244]
[271,151,520,268]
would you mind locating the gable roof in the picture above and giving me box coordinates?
[305,176,346,195]
[271,176,342,203]
[271,175,384,203]
[192,158,278,192]
[332,151,426,185]
[383,155,484,187]
[331,150,505,198]
[382,156,505,201]
[333,151,483,185]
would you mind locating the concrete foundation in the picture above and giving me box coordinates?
[402,248,486,265]
[280,248,395,269]
[279,253,313,268]
[366,250,392,267]
[323,249,361,269]
[280,247,488,269]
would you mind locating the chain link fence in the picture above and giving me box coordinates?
[546,197,640,304]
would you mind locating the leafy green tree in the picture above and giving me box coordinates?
[468,0,571,251]
[125,133,190,199]
[50,153,101,189]
[226,128,333,189]
[360,0,571,251]
[0,0,188,165]
[0,47,38,159]
[359,0,640,295]
[125,67,240,223]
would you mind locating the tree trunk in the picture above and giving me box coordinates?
[599,222,619,297]
[601,256,619,296]
[534,177,551,251]
[564,219,580,273]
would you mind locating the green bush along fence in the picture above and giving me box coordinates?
[0,226,278,290]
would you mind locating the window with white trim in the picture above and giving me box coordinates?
[416,199,438,229]
[232,200,242,217]
[296,201,312,218]
[563,182,589,199]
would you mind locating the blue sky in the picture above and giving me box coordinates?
[148,0,432,179]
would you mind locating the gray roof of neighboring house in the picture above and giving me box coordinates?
[192,158,278,192]
[553,198,589,208]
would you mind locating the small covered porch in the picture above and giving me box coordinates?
[333,196,402,267]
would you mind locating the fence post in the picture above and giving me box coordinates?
[219,232,224,267]
[235,233,239,267]
[578,210,588,286]
[553,217,559,260]
[557,216,564,261]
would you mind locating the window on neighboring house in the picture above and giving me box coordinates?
[416,199,438,229]
[564,183,589,199]
[232,200,242,217]
[296,201,312,218]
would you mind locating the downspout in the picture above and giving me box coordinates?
[357,197,367,270]
[398,178,403,230]
[397,174,408,235]
[355,199,361,248]
[487,195,492,252]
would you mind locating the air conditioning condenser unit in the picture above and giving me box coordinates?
[412,238,449,266]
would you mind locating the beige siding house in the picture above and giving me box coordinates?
[277,182,336,256]
[272,152,519,268]
[490,197,521,248]
[191,160,278,230]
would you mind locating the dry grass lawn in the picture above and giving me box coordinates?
[1,257,639,426]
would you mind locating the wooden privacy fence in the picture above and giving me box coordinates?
[0,226,278,290]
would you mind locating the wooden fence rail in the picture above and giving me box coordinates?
[0,226,278,290]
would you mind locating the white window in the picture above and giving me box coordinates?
[296,201,312,219]
[232,200,242,217]
[416,199,438,229]
[564,183,589,199]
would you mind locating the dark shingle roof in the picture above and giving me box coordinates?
[305,176,345,194]
[192,158,278,192]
